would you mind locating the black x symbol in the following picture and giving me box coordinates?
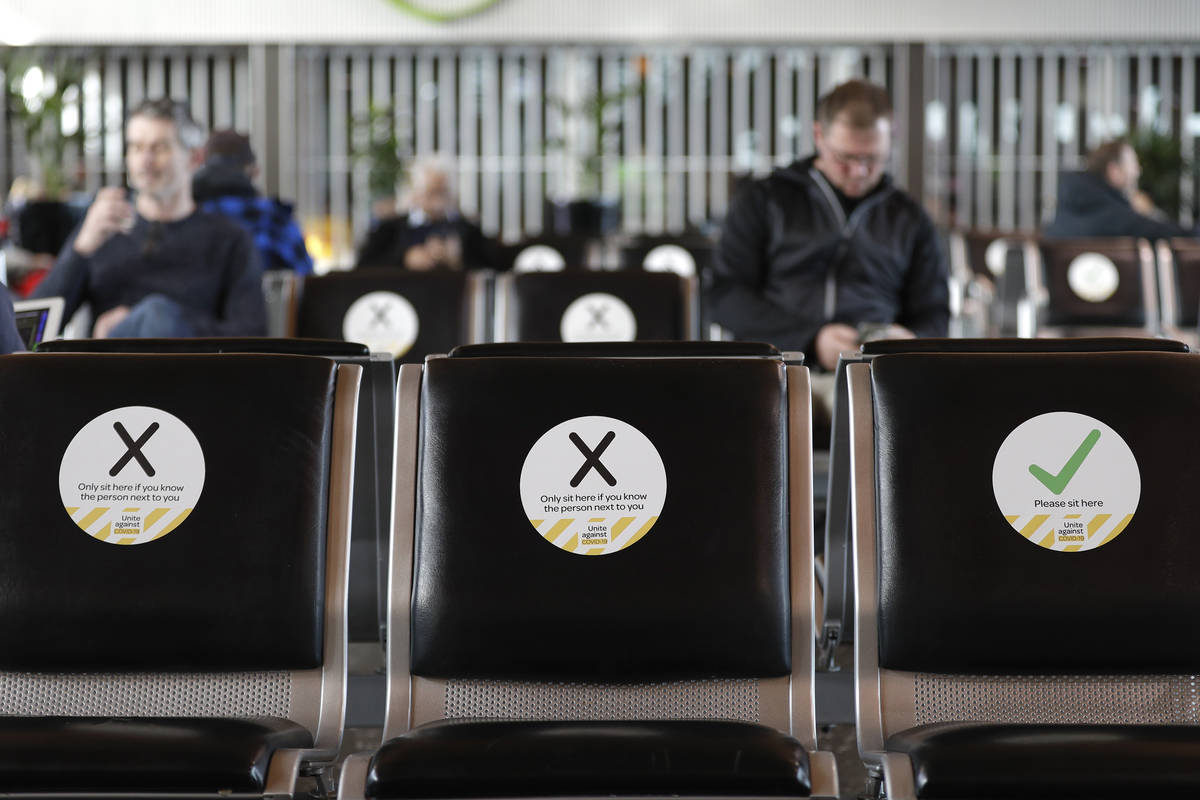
[569,431,616,487]
[369,303,392,329]
[587,304,610,330]
[110,421,159,477]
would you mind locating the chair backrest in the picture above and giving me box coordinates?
[0,352,358,758]
[1028,237,1157,331]
[1155,237,1200,333]
[619,235,714,278]
[847,347,1200,755]
[37,337,393,647]
[819,337,1189,666]
[494,271,699,342]
[294,269,489,361]
[383,342,817,752]
[499,236,591,272]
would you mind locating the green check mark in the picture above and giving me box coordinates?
[1029,429,1101,495]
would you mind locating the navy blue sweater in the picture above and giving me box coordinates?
[33,210,266,336]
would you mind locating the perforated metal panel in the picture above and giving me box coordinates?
[914,674,1200,726]
[0,672,293,718]
[444,679,760,722]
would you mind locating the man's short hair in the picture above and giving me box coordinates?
[1087,139,1130,178]
[205,129,256,166]
[127,98,206,151]
[816,79,893,129]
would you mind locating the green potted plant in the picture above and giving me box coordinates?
[1131,127,1197,222]
[6,52,84,201]
[544,77,642,239]
[352,104,411,222]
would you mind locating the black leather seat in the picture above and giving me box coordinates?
[0,352,359,796]
[1154,237,1200,345]
[339,341,837,799]
[1026,237,1159,336]
[38,336,394,646]
[294,269,489,362]
[845,345,1200,799]
[818,336,1188,669]
[493,271,699,342]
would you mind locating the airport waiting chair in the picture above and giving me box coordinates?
[339,341,837,800]
[1154,237,1200,346]
[819,336,1190,669]
[946,229,1026,336]
[262,271,300,338]
[1022,237,1159,338]
[499,235,591,272]
[294,269,490,362]
[494,271,699,342]
[618,234,714,278]
[0,351,358,797]
[38,337,395,648]
[846,344,1200,799]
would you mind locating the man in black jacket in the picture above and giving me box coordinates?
[711,79,949,371]
[1044,138,1188,241]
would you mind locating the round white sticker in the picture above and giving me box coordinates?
[984,238,1009,277]
[560,293,637,342]
[992,412,1139,552]
[643,244,697,276]
[59,406,205,546]
[342,291,420,357]
[520,416,667,556]
[1067,253,1120,302]
[514,244,566,272]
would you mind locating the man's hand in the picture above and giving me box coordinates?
[93,305,131,339]
[73,188,135,257]
[814,323,860,371]
[403,242,437,271]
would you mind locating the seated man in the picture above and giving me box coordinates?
[1044,138,1189,240]
[33,99,266,338]
[356,156,497,270]
[0,283,23,353]
[710,79,949,374]
[192,129,314,275]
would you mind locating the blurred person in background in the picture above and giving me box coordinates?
[0,282,23,353]
[192,129,313,275]
[711,79,949,373]
[355,155,498,270]
[1043,137,1190,240]
[32,99,265,338]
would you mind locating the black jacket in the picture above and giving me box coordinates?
[356,212,499,270]
[1043,170,1188,241]
[711,157,949,358]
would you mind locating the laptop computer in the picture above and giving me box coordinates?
[12,297,64,350]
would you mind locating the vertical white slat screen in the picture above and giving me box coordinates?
[644,51,665,235]
[927,43,1200,233]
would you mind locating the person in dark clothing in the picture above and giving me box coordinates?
[1043,138,1189,241]
[0,283,23,353]
[711,79,949,373]
[356,156,498,270]
[192,129,314,275]
[33,99,265,338]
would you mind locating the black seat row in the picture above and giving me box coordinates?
[273,269,701,359]
[4,337,1200,797]
[948,230,1200,344]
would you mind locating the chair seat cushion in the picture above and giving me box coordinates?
[366,719,812,798]
[0,716,312,792]
[888,722,1200,798]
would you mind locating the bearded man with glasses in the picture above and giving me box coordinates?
[711,79,948,384]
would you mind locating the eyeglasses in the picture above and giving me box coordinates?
[825,145,888,170]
